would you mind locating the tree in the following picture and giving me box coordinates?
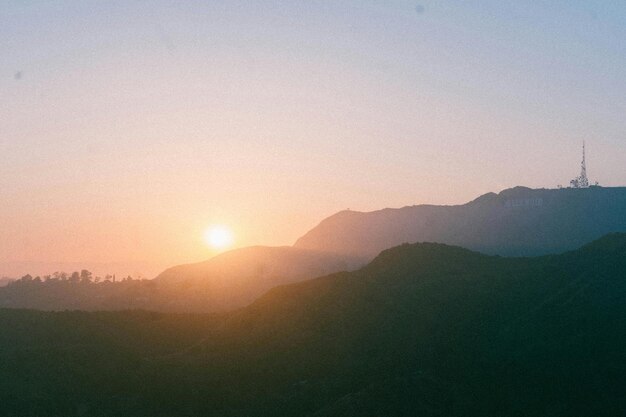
[69,272,80,283]
[80,270,93,283]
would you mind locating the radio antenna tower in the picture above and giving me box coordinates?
[569,141,590,188]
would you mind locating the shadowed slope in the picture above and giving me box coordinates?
[1,235,625,416]
[294,186,626,258]
[4,186,625,314]
[154,245,366,311]
[202,234,626,416]
[0,246,365,313]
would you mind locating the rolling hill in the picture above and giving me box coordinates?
[1,233,625,416]
[153,245,366,310]
[295,186,626,258]
[3,186,625,314]
[0,246,365,313]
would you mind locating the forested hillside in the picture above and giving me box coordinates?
[1,234,624,416]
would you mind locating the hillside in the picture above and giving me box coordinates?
[0,247,364,313]
[153,246,365,310]
[295,186,626,258]
[4,186,625,313]
[1,234,625,416]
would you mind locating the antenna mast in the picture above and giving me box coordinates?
[579,141,589,187]
[569,141,591,188]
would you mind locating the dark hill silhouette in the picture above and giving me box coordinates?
[3,186,625,313]
[294,186,626,258]
[1,234,625,416]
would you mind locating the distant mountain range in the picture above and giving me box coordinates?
[1,234,625,416]
[295,186,626,258]
[1,186,625,313]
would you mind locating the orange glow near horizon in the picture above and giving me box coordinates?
[204,226,235,251]
[2,2,626,280]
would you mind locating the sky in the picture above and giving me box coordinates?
[1,0,625,277]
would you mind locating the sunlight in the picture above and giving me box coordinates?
[204,225,234,250]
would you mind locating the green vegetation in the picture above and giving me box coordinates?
[0,234,625,416]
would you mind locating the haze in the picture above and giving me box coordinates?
[1,1,625,277]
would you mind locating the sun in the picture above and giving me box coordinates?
[204,225,234,250]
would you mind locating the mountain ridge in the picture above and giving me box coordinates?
[294,186,626,258]
[2,186,625,313]
[3,234,624,416]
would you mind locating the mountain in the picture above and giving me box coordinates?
[3,186,625,314]
[294,186,626,258]
[1,234,625,416]
[153,246,365,310]
[0,247,364,313]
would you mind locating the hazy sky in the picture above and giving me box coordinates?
[1,1,625,276]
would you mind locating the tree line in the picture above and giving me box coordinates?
[8,270,145,286]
